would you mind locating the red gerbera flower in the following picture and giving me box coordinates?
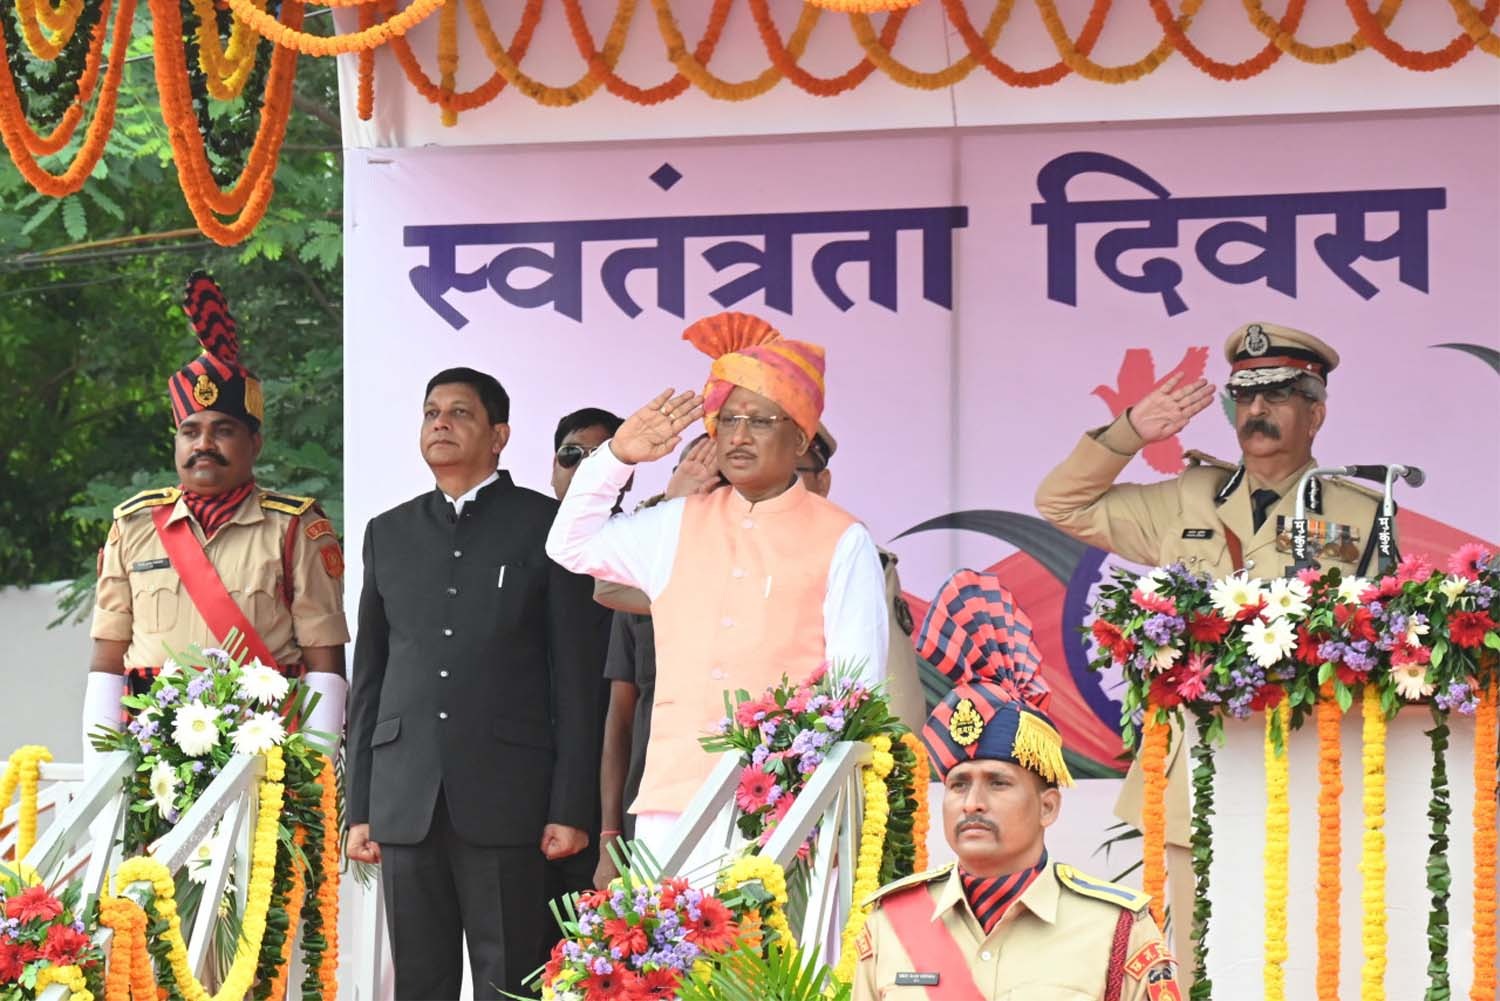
[577,889,608,913]
[1250,684,1285,711]
[735,766,775,813]
[1149,667,1187,709]
[542,940,566,984]
[1234,597,1268,623]
[0,938,23,983]
[1334,605,1378,645]
[1377,576,1403,598]
[1396,554,1434,585]
[685,896,739,954]
[1131,589,1177,616]
[733,698,776,729]
[633,968,682,999]
[1335,664,1368,687]
[603,917,649,958]
[1091,618,1124,651]
[1186,612,1231,645]
[657,877,689,912]
[1449,610,1497,649]
[1294,625,1324,666]
[4,886,62,924]
[41,923,90,965]
[583,966,635,998]
[1447,543,1492,582]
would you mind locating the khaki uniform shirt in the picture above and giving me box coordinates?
[854,862,1179,1001]
[1035,414,1382,844]
[91,486,349,668]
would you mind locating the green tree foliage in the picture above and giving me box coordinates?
[0,15,344,617]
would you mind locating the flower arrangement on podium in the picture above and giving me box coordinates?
[1089,546,1499,1001]
[0,864,105,1001]
[89,637,341,1001]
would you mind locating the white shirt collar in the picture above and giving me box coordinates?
[443,470,500,514]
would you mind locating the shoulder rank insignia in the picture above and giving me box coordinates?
[260,490,317,516]
[1182,449,1237,473]
[113,487,181,520]
[1055,863,1151,912]
[862,864,954,909]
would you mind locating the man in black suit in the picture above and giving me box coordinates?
[347,368,600,1000]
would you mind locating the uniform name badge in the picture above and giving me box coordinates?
[894,972,940,987]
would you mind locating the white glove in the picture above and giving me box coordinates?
[81,672,126,779]
[302,672,347,754]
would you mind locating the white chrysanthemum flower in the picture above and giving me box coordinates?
[160,657,183,678]
[149,760,179,819]
[1393,665,1434,701]
[1438,575,1468,603]
[231,711,286,756]
[237,660,290,707]
[1336,577,1370,605]
[1210,574,1265,619]
[1245,615,1297,668]
[1265,578,1311,621]
[173,702,221,757]
[1152,645,1182,673]
[1134,569,1170,597]
[1406,618,1430,646]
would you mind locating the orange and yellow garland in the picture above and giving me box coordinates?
[1359,686,1388,1001]
[900,732,930,872]
[1140,708,1169,930]
[1315,687,1343,1001]
[1262,703,1290,1001]
[1473,679,1497,1001]
[1,745,52,861]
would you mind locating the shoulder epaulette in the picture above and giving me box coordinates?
[863,864,954,908]
[1055,863,1151,913]
[1182,449,1237,473]
[1322,475,1385,504]
[260,491,317,516]
[113,487,181,520]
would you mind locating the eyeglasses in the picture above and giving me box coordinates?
[719,414,790,438]
[1228,384,1306,405]
[556,443,601,469]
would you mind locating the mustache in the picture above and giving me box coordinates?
[186,451,229,467]
[956,817,998,835]
[1239,417,1281,439]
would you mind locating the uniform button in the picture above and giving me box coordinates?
[741,518,754,529]
[446,586,458,596]
[439,670,449,678]
[980,951,992,962]
[438,711,448,720]
[443,628,453,637]
[453,549,463,558]
[721,617,734,628]
[731,567,746,579]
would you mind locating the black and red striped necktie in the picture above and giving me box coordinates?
[181,480,255,537]
[960,851,1049,935]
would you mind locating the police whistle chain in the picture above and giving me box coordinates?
[1287,464,1426,577]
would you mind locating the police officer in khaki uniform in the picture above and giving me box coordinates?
[1034,321,1381,984]
[82,273,349,767]
[854,570,1180,1001]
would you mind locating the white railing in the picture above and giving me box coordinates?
[656,739,874,955]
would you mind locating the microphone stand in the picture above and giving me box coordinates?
[1288,467,1348,578]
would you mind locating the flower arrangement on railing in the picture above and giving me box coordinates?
[89,639,341,1001]
[0,864,105,1001]
[1090,545,1499,1001]
[699,664,928,985]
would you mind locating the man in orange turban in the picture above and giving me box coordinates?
[547,311,889,864]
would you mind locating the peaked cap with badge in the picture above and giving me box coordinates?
[1224,321,1339,390]
[914,568,1073,787]
[168,272,265,432]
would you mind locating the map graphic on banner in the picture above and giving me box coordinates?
[346,109,1499,780]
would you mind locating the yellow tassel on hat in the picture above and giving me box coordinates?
[1014,711,1074,787]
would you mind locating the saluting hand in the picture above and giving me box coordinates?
[611,389,704,466]
[1126,373,1217,444]
[664,436,720,500]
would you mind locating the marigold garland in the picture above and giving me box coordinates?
[1449,0,1500,54]
[1140,708,1169,930]
[223,0,443,56]
[189,0,262,100]
[1473,679,1498,1001]
[833,734,894,985]
[436,0,458,126]
[1263,702,1290,1001]
[463,0,628,107]
[383,0,541,115]
[263,827,309,1001]
[14,0,84,60]
[651,0,820,102]
[807,0,919,12]
[356,2,376,119]
[748,0,904,97]
[718,853,793,947]
[1,744,51,861]
[937,0,1111,88]
[1147,0,1303,81]
[1343,0,1497,72]
[1315,686,1343,1001]
[1359,685,1388,1001]
[561,0,729,105]
[36,962,95,1001]
[1035,0,1206,85]
[112,746,286,1001]
[1242,0,1399,64]
[899,732,929,872]
[17,0,113,157]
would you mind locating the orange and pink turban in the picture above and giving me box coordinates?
[682,312,825,441]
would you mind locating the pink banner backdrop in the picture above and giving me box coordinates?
[345,108,1500,779]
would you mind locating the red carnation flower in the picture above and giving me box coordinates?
[1186,611,1231,645]
[603,917,649,958]
[42,923,90,965]
[735,766,776,814]
[685,896,739,954]
[1250,685,1285,712]
[634,968,682,999]
[1334,605,1378,645]
[5,886,62,924]
[1449,610,1497,649]
[0,938,23,983]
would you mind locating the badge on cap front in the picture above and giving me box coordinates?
[949,698,984,746]
[193,373,219,407]
[1243,323,1269,356]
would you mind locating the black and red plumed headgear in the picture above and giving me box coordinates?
[167,272,264,433]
